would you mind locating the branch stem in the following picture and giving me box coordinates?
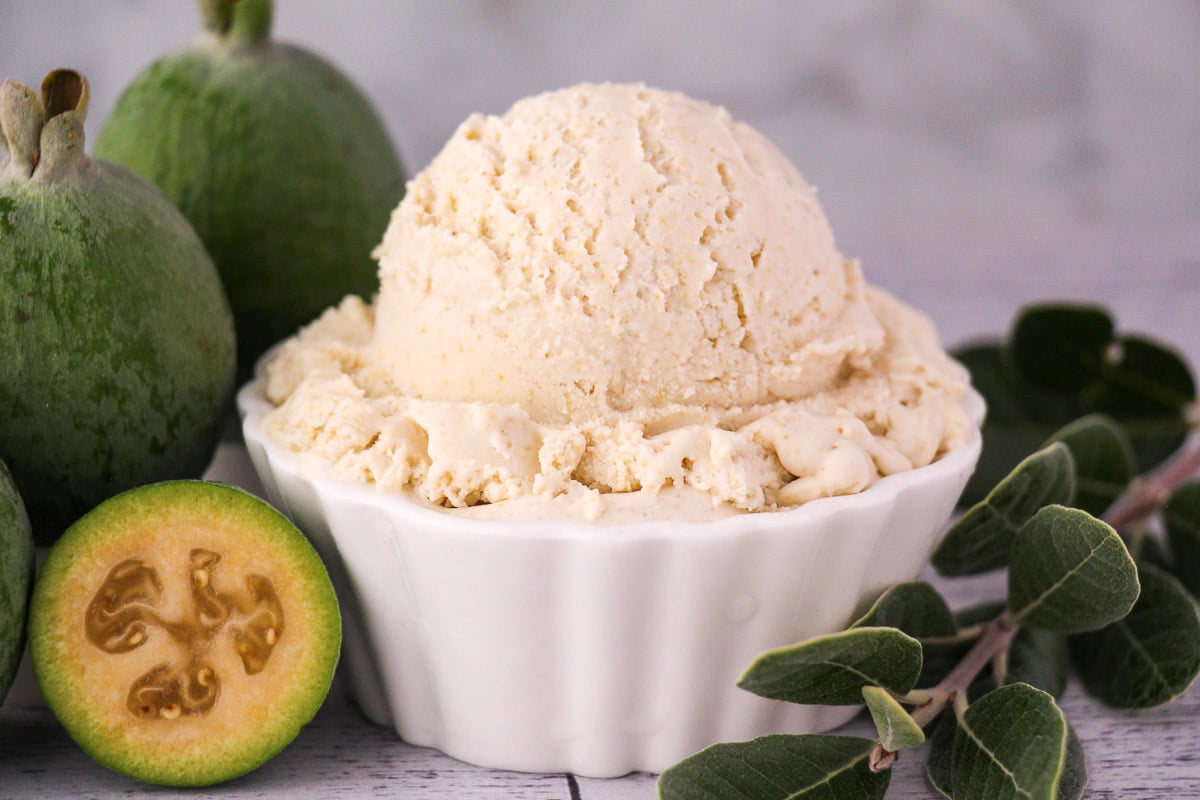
[1104,433,1200,531]
[909,613,1018,729]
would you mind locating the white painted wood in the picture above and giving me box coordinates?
[3,3,1198,793]
[4,662,1198,798]
[5,219,1200,795]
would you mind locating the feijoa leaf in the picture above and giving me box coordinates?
[1005,627,1070,699]
[851,581,956,639]
[925,710,956,798]
[950,683,1068,800]
[1086,335,1196,420]
[955,304,1195,503]
[954,343,1027,425]
[1008,505,1139,633]
[916,601,1005,686]
[1057,724,1088,800]
[1069,563,1200,708]
[1133,532,1174,572]
[1121,414,1193,476]
[933,444,1075,576]
[1044,414,1134,517]
[930,705,1085,799]
[657,734,889,800]
[861,686,924,752]
[738,627,923,705]
[1163,481,1200,596]
[954,603,1006,631]
[1005,304,1113,392]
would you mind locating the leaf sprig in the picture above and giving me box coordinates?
[658,304,1200,800]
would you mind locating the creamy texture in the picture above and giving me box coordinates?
[261,83,973,521]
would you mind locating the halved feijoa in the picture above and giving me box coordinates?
[28,481,340,786]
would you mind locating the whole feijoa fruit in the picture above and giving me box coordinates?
[0,457,34,705]
[29,480,341,786]
[96,0,405,380]
[0,70,236,545]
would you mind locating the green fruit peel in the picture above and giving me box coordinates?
[96,0,405,380]
[0,458,34,704]
[0,69,236,544]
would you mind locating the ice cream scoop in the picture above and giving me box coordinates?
[372,82,882,424]
[262,83,971,518]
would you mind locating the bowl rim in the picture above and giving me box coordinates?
[237,373,984,544]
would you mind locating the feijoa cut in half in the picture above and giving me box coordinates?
[29,481,341,786]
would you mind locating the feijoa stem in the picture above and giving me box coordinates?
[198,0,273,45]
[42,70,88,121]
[0,79,43,179]
[35,70,90,183]
[0,70,91,183]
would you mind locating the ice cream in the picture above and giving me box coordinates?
[261,83,972,521]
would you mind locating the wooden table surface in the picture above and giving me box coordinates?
[3,562,1198,800]
[3,225,1198,798]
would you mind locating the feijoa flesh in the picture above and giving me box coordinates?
[0,457,34,704]
[0,70,236,544]
[29,481,341,786]
[96,0,405,380]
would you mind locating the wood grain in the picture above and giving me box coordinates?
[3,672,1197,798]
[3,229,1198,797]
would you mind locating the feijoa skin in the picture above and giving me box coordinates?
[0,70,236,545]
[0,457,34,704]
[29,480,341,787]
[96,0,405,381]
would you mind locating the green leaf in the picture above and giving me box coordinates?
[1057,724,1088,800]
[1006,304,1113,392]
[739,627,923,705]
[1044,414,1135,517]
[954,601,1008,628]
[919,602,1005,686]
[952,339,1078,507]
[1164,481,1200,596]
[861,686,924,752]
[951,683,1068,800]
[954,343,1028,425]
[856,582,959,687]
[933,444,1076,576]
[851,581,957,639]
[1008,505,1139,632]
[932,704,1086,799]
[955,306,1195,500]
[1069,563,1200,708]
[1122,414,1192,475]
[962,420,1058,507]
[1005,627,1070,699]
[657,734,889,800]
[1086,335,1196,420]
[1134,533,1174,572]
[925,710,956,798]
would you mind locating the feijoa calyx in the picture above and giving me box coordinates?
[0,70,236,545]
[29,480,341,786]
[0,457,34,705]
[96,0,405,380]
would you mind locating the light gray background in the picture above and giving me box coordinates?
[3,6,1199,796]
[3,0,1198,361]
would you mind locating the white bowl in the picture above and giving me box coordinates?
[238,377,982,777]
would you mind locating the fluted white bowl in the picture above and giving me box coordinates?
[238,377,982,777]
